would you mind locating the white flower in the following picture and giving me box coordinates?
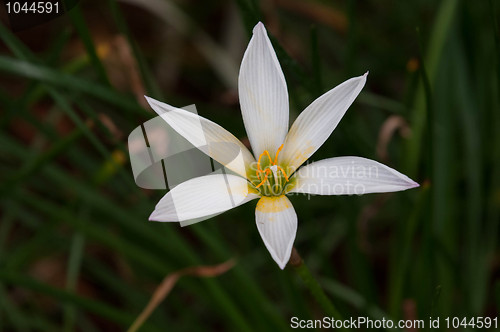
[145,22,419,269]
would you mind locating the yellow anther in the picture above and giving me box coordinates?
[255,168,271,188]
[274,144,284,165]
[254,144,289,190]
[256,150,273,176]
[276,166,289,181]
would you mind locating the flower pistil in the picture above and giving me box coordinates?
[255,144,290,195]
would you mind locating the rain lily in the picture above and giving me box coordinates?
[145,22,418,269]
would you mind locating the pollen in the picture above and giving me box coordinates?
[255,144,289,190]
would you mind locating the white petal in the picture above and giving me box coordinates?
[145,96,256,179]
[238,22,289,157]
[149,173,260,224]
[281,73,367,173]
[288,156,419,195]
[255,196,297,269]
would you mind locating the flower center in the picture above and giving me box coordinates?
[254,144,290,196]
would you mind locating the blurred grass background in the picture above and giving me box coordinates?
[0,0,499,331]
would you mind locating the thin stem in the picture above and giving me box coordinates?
[288,247,344,324]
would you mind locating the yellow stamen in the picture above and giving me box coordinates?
[255,169,271,188]
[254,144,289,190]
[256,150,273,176]
[256,168,267,181]
[276,166,289,181]
[274,144,284,165]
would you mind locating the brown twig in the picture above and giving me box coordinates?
[128,259,236,332]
